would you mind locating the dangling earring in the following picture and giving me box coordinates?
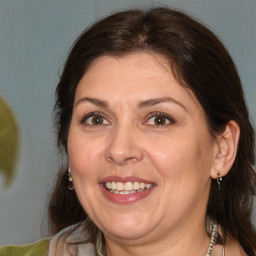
[68,168,74,190]
[217,173,222,191]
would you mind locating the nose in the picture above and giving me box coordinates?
[105,124,144,165]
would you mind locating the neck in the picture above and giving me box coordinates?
[104,219,211,256]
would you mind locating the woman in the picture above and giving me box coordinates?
[1,7,255,256]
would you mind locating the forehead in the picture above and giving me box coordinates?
[75,53,200,108]
[85,52,172,83]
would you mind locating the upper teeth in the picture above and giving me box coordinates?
[105,181,153,191]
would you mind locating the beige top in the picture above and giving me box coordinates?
[48,223,96,256]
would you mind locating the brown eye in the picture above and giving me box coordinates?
[82,113,110,126]
[154,116,167,125]
[146,113,175,126]
[91,115,104,125]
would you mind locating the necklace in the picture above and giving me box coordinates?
[206,221,217,256]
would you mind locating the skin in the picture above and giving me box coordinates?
[67,52,240,256]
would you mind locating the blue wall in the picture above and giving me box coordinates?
[0,0,255,245]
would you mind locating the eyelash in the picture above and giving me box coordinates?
[79,112,176,127]
[80,112,109,126]
[145,112,176,127]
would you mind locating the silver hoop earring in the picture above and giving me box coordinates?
[68,168,74,190]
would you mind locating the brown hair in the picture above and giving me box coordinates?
[48,7,256,254]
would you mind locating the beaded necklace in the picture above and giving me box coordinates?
[206,221,217,256]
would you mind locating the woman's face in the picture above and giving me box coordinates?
[68,53,218,244]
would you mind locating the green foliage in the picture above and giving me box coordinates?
[0,94,19,187]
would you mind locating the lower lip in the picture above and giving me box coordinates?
[100,185,155,204]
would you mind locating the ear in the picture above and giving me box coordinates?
[210,120,240,179]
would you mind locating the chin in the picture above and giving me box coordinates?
[99,215,155,241]
[104,226,152,241]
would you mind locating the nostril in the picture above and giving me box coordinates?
[106,156,113,162]
[105,155,138,164]
[124,157,138,163]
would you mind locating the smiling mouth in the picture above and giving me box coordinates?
[104,181,153,195]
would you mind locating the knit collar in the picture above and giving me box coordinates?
[48,222,96,256]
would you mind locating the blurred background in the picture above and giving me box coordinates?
[0,0,255,245]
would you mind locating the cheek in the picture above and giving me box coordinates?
[67,132,102,207]
[148,133,213,182]
[150,134,213,211]
[67,130,103,177]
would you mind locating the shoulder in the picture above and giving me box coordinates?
[0,238,49,256]
[49,222,96,256]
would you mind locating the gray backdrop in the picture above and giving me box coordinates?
[0,0,255,245]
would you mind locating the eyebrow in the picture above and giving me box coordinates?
[138,97,188,112]
[74,96,187,112]
[74,97,109,108]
